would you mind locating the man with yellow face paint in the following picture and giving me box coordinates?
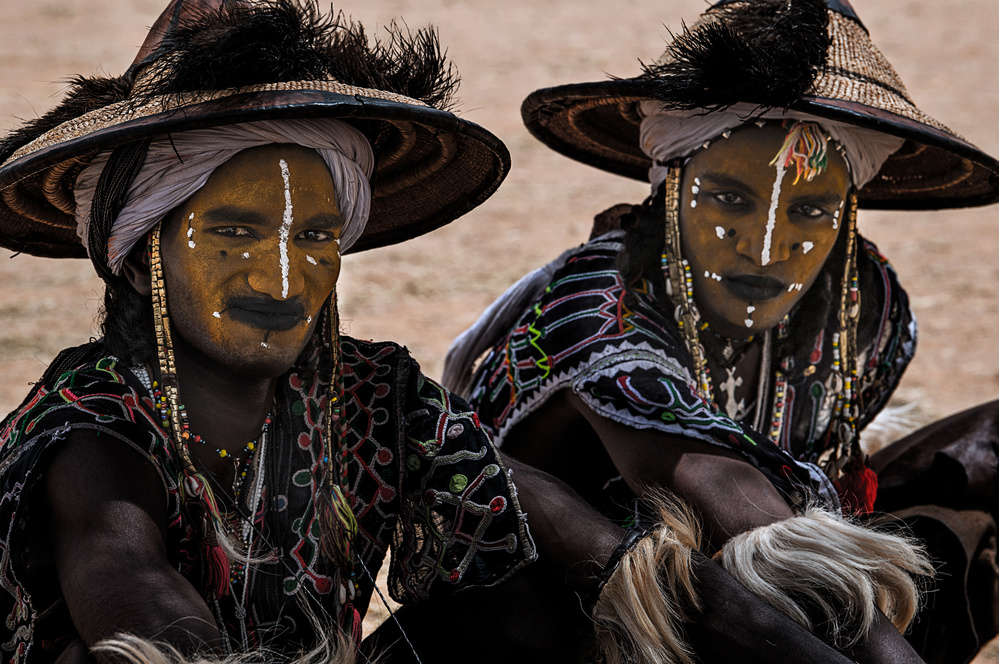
[444,0,999,662]
[0,1,892,664]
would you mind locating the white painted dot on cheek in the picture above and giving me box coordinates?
[802,241,814,254]
[307,316,312,324]
[715,226,726,239]
[187,214,196,249]
[261,342,268,348]
[796,283,803,291]
[213,311,221,319]
[690,199,697,209]
[746,305,756,314]
[278,158,294,299]
[306,255,317,266]
[242,252,250,259]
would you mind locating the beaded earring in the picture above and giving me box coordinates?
[817,192,862,482]
[660,163,790,447]
[662,164,713,400]
[148,225,232,598]
[319,288,359,567]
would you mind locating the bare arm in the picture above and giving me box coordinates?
[501,453,857,663]
[567,391,791,548]
[565,393,925,663]
[43,430,220,656]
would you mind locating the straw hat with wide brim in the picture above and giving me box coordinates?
[521,0,999,211]
[0,0,509,265]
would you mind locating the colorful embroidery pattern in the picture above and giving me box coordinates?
[469,236,914,504]
[0,338,533,663]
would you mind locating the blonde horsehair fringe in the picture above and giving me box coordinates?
[92,631,363,664]
[713,507,934,648]
[592,491,703,664]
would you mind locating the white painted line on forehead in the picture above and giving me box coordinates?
[279,159,294,299]
[762,161,787,266]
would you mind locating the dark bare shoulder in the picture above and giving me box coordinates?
[42,428,218,650]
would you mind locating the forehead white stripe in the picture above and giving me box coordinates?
[761,161,787,266]
[279,159,294,299]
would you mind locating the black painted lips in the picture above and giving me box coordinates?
[224,296,306,331]
[723,274,786,301]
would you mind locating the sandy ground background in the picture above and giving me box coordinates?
[1,0,998,656]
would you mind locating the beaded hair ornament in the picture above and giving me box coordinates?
[147,224,359,606]
[661,120,862,485]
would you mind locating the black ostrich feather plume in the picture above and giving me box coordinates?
[141,0,457,109]
[0,0,458,162]
[636,0,831,111]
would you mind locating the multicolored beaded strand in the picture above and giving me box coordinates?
[149,225,232,598]
[662,165,713,401]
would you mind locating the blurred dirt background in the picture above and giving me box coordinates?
[1,0,998,655]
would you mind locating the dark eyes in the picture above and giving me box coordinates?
[297,229,337,243]
[707,192,830,220]
[213,226,254,237]
[791,204,828,219]
[209,227,337,242]
[713,192,747,206]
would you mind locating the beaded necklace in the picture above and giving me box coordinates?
[150,380,271,499]
[660,163,862,472]
[147,225,361,642]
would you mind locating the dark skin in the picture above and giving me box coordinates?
[41,144,873,664]
[33,144,616,661]
[489,125,924,663]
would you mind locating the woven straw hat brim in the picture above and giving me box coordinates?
[0,80,509,259]
[520,8,999,211]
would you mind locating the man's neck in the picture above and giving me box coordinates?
[155,337,277,459]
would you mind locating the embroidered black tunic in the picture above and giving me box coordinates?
[0,337,534,664]
[467,231,914,509]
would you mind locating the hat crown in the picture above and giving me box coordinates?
[711,0,860,22]
[129,0,238,74]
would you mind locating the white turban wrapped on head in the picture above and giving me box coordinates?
[74,118,376,275]
[638,101,905,194]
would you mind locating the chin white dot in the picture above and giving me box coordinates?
[744,319,754,328]
[796,283,803,291]
[694,178,701,186]
[715,226,726,239]
[802,241,814,254]
[691,185,699,195]
[704,270,711,278]
[690,199,697,208]
[213,311,221,319]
